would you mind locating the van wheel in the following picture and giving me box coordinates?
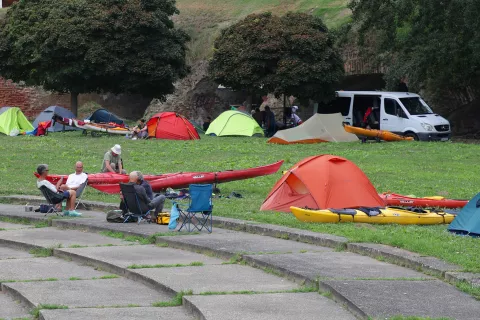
[404,133,419,141]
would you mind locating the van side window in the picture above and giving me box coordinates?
[318,97,351,115]
[335,97,351,116]
[384,99,408,119]
[384,99,396,115]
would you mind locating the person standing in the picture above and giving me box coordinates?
[102,144,126,174]
[264,106,276,137]
[397,77,409,92]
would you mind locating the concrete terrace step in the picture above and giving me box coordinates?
[184,292,356,320]
[2,278,171,309]
[244,252,432,283]
[322,279,480,320]
[133,264,298,294]
[159,230,332,259]
[0,291,30,320]
[0,227,132,249]
[0,257,108,283]
[40,307,194,320]
[0,246,33,260]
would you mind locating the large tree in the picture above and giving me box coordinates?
[0,0,189,116]
[349,0,480,103]
[209,12,344,103]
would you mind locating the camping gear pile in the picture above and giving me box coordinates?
[261,154,465,226]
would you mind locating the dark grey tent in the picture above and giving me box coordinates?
[86,108,124,125]
[33,106,80,132]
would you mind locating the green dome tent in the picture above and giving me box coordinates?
[206,110,264,137]
[0,107,34,135]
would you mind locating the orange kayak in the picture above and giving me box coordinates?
[344,125,413,142]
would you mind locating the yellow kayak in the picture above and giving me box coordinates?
[290,206,455,225]
[344,125,413,142]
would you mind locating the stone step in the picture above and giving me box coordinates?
[244,252,432,282]
[0,227,131,249]
[132,264,298,294]
[40,307,193,320]
[0,257,108,283]
[2,278,171,309]
[56,245,225,269]
[160,230,332,259]
[184,292,356,320]
[0,246,33,260]
[322,279,480,320]
[0,291,30,320]
[0,221,34,230]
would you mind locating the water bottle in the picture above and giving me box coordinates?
[61,201,66,211]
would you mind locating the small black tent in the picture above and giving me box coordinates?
[33,106,80,132]
[86,108,124,125]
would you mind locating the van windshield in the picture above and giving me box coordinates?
[399,97,433,115]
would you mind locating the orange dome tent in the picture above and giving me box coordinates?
[147,112,200,140]
[260,155,385,212]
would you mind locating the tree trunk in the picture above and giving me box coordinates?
[70,92,79,117]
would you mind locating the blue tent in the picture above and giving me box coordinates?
[86,108,124,125]
[33,106,80,132]
[448,193,480,237]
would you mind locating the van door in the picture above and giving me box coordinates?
[381,98,409,133]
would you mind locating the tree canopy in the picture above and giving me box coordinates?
[349,0,480,102]
[0,0,189,115]
[208,12,344,102]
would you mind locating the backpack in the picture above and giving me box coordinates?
[106,210,125,223]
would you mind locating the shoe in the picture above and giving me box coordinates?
[68,210,82,217]
[63,211,69,216]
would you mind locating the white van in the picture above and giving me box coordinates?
[324,91,451,141]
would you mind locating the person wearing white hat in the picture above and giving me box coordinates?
[102,144,126,174]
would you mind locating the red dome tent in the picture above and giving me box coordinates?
[260,155,385,212]
[147,112,200,140]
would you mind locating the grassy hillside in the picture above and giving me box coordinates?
[174,0,351,61]
[0,1,350,61]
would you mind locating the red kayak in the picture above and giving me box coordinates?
[35,160,284,194]
[380,192,468,208]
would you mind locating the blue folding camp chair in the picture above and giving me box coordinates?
[119,183,152,224]
[178,184,213,233]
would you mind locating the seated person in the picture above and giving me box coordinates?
[203,117,211,132]
[102,144,126,174]
[132,119,148,140]
[137,171,154,200]
[59,161,87,192]
[291,106,302,126]
[122,171,166,222]
[36,164,81,216]
[363,106,379,129]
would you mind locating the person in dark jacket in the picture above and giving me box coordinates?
[264,106,276,137]
[397,77,409,92]
[252,107,263,126]
[203,117,211,132]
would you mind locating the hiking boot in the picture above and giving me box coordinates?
[68,210,82,217]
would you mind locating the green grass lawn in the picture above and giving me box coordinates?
[1,132,480,273]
